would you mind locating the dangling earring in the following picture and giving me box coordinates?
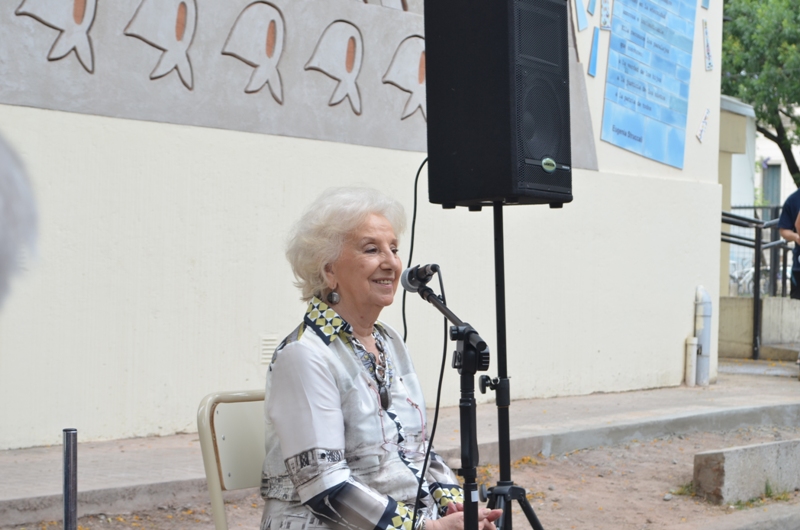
[326,290,340,305]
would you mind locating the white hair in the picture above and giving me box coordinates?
[286,187,406,301]
[0,134,37,307]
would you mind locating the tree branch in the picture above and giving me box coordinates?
[757,125,780,144]
[773,120,800,188]
[778,108,800,129]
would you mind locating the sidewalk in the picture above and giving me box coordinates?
[1,363,799,527]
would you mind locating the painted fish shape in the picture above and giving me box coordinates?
[305,21,363,115]
[16,0,97,73]
[125,0,197,90]
[383,35,426,120]
[222,2,285,103]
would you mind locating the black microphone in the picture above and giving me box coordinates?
[401,264,439,293]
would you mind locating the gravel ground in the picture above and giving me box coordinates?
[4,426,800,530]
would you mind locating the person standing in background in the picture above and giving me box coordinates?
[779,187,800,301]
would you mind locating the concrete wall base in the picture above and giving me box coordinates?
[0,480,256,526]
[720,297,800,359]
[694,439,800,504]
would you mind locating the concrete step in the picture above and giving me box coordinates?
[719,358,799,378]
[760,343,800,362]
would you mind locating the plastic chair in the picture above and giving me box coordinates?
[197,390,266,530]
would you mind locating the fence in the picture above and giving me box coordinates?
[726,206,791,297]
[721,208,794,359]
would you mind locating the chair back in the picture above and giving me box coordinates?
[197,390,266,530]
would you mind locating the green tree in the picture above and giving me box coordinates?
[722,0,800,188]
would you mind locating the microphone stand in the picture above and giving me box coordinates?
[412,285,490,530]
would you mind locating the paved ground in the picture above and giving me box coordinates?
[1,360,799,529]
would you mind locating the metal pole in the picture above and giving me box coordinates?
[770,207,780,296]
[63,428,78,530]
[753,226,762,360]
[484,203,545,530]
[782,246,789,297]
[492,203,511,485]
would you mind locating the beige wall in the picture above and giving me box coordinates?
[718,107,752,295]
[0,0,726,449]
[719,152,732,295]
[0,101,721,449]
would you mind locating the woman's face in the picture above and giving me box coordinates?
[325,213,402,319]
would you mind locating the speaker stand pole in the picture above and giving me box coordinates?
[481,202,545,530]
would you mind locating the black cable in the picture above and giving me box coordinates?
[402,157,427,343]
[410,272,448,530]
[399,157,455,528]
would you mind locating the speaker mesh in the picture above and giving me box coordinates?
[517,3,562,69]
[514,0,571,193]
[521,75,561,160]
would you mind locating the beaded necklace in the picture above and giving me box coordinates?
[350,331,393,409]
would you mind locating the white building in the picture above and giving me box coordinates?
[0,0,724,450]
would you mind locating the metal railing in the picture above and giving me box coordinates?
[724,208,793,297]
[721,210,794,359]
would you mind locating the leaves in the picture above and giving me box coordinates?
[723,0,800,185]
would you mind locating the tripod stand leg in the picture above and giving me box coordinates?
[516,496,544,530]
[492,495,507,530]
[487,485,545,530]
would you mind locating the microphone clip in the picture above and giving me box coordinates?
[401,263,439,293]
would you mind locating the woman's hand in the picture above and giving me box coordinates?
[426,505,503,530]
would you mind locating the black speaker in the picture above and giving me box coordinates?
[424,0,572,209]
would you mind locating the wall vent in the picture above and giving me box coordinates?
[260,335,279,364]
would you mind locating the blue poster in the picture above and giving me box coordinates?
[588,27,600,77]
[599,0,696,168]
[576,0,589,31]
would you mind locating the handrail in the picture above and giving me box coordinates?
[721,208,793,360]
[720,232,755,244]
[721,211,763,226]
[721,237,754,249]
[763,239,789,250]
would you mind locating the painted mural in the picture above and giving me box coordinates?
[2,0,429,151]
[383,35,426,120]
[124,0,198,90]
[305,21,364,115]
[1,0,594,161]
[222,2,286,103]
[16,0,98,73]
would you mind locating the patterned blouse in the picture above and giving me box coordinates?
[260,297,463,530]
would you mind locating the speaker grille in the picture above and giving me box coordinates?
[517,2,562,69]
[514,0,571,193]
[520,73,561,160]
[424,0,572,206]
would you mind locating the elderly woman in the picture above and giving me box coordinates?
[260,188,500,530]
